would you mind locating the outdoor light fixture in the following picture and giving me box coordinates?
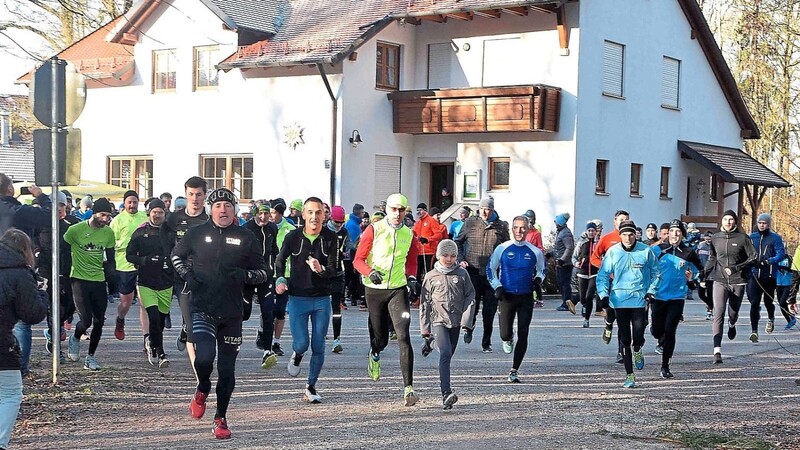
[349,129,363,148]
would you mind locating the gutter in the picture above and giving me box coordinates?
[317,63,338,205]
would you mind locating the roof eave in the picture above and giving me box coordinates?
[197,0,239,32]
[391,0,560,18]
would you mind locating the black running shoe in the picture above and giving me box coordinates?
[713,352,723,364]
[272,342,285,356]
[660,367,674,379]
[727,326,736,340]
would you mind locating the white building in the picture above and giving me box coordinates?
[18,0,788,233]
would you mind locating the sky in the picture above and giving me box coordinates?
[0,3,51,96]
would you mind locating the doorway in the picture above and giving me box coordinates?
[430,163,454,210]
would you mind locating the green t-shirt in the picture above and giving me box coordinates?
[63,220,116,282]
[110,211,148,272]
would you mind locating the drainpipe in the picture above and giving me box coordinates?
[317,63,338,205]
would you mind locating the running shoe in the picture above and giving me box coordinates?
[749,332,759,343]
[332,339,343,354]
[508,370,520,383]
[482,345,493,353]
[164,314,172,329]
[660,367,674,379]
[565,300,577,315]
[556,303,569,312]
[654,345,663,355]
[616,352,624,364]
[272,342,285,356]
[304,384,322,404]
[786,317,797,330]
[766,320,775,334]
[145,337,155,366]
[44,329,53,354]
[602,325,613,344]
[84,355,101,371]
[256,331,265,350]
[583,319,590,328]
[114,317,125,340]
[713,352,723,364]
[623,374,636,388]
[261,351,277,370]
[177,328,187,352]
[67,334,80,362]
[389,331,398,341]
[368,352,381,381]
[212,417,231,440]
[727,325,737,340]
[634,350,645,370]
[502,340,513,354]
[534,300,544,308]
[706,310,713,320]
[442,391,458,410]
[288,351,302,377]
[158,354,170,369]
[403,385,419,406]
[463,329,473,344]
[190,389,208,419]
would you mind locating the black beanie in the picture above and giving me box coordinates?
[147,198,166,214]
[417,203,428,210]
[123,190,138,202]
[92,198,113,214]
[722,209,738,223]
[207,188,237,206]
[270,198,287,214]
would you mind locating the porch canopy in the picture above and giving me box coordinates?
[679,140,790,230]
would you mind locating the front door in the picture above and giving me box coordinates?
[430,163,454,211]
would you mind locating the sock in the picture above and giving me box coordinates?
[713,346,721,355]
[274,338,281,344]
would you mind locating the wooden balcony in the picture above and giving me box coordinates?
[387,85,561,135]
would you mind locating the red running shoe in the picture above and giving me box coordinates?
[114,318,125,340]
[213,417,231,439]
[189,389,208,419]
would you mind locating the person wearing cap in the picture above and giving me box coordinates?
[353,193,421,406]
[454,195,509,352]
[746,212,786,342]
[419,239,475,409]
[75,195,93,221]
[242,203,280,368]
[487,216,545,383]
[523,210,544,251]
[326,205,350,353]
[345,203,366,307]
[643,223,659,246]
[696,231,715,320]
[174,196,187,212]
[551,213,576,314]
[274,197,339,404]
[596,220,660,388]
[288,198,304,227]
[109,190,148,344]
[63,197,117,371]
[448,206,470,239]
[572,221,599,327]
[164,177,209,366]
[172,187,268,439]
[126,199,173,368]
[412,203,448,307]
[704,210,757,364]
[651,220,703,378]
[267,197,296,356]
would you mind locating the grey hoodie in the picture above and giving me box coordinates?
[419,263,476,335]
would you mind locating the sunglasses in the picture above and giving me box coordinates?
[333,220,345,225]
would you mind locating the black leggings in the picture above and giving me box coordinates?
[47,274,75,338]
[498,293,534,371]
[747,277,776,331]
[614,307,647,375]
[146,306,167,354]
[249,283,275,349]
[365,286,413,386]
[650,300,684,368]
[331,276,345,339]
[698,281,713,309]
[466,269,497,348]
[777,285,794,324]
[71,279,107,356]
[192,313,241,419]
[176,281,193,342]
[577,277,596,320]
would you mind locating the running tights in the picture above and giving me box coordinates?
[577,277,596,320]
[498,293,534,371]
[432,325,460,394]
[712,282,745,347]
[365,286,414,386]
[192,313,241,419]
[747,277,776,332]
[614,307,647,375]
[71,279,107,356]
[145,306,167,355]
[650,300,684,368]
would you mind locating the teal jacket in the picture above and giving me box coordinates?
[596,242,660,309]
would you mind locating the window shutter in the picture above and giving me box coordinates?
[374,155,402,209]
[428,43,453,89]
[661,57,680,108]
[602,41,624,97]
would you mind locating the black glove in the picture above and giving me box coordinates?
[421,335,434,357]
[418,237,429,244]
[644,293,655,303]
[185,272,202,291]
[601,296,610,308]
[407,276,420,296]
[228,267,248,285]
[368,270,384,285]
[556,259,564,267]
[759,260,770,267]
[687,280,698,290]
[494,286,505,299]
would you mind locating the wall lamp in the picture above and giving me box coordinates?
[349,130,363,148]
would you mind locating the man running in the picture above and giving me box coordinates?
[276,197,339,403]
[110,190,148,345]
[591,210,629,361]
[268,198,295,356]
[747,213,785,342]
[64,198,116,370]
[487,216,545,383]
[172,188,268,439]
[354,193,420,406]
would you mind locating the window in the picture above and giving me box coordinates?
[602,40,624,97]
[108,157,154,199]
[194,46,220,90]
[428,43,454,89]
[376,42,400,90]
[710,173,719,202]
[595,159,608,194]
[660,167,671,198]
[662,56,681,108]
[200,155,254,200]
[489,157,510,190]
[153,50,177,92]
[630,163,642,196]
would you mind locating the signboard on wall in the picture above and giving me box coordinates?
[462,170,481,200]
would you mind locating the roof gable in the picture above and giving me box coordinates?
[679,141,789,188]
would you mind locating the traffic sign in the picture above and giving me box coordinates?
[30,58,87,127]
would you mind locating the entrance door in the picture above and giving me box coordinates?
[430,163,454,210]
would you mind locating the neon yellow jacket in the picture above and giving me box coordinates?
[355,219,418,289]
[111,211,148,272]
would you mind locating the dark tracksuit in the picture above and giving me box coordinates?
[242,219,279,349]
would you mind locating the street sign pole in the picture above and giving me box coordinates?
[50,57,61,384]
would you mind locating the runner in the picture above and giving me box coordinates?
[126,199,173,367]
[747,213,785,342]
[64,198,116,370]
[696,232,715,320]
[172,188,268,439]
[268,198,296,356]
[596,220,660,388]
[651,220,702,378]
[487,216,545,383]
[643,223,659,246]
[704,210,757,364]
[344,203,365,307]
[353,193,421,406]
[573,221,599,327]
[276,197,338,403]
[776,255,796,329]
[288,199,304,227]
[326,205,350,353]
[551,213,575,314]
[419,239,475,409]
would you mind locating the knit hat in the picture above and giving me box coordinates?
[591,219,603,229]
[54,191,67,205]
[174,197,187,209]
[386,193,408,209]
[123,190,138,202]
[290,199,303,211]
[524,209,536,223]
[586,222,597,230]
[668,219,686,236]
[458,207,470,216]
[554,212,571,226]
[722,209,738,223]
[255,203,271,213]
[618,220,637,235]
[80,195,92,207]
[646,223,657,230]
[757,212,772,226]
[330,205,346,222]
[92,197,113,214]
[436,239,458,258]
[429,207,441,216]
[479,196,494,209]
[417,203,428,210]
[270,198,287,214]
[147,198,166,214]
[207,188,237,206]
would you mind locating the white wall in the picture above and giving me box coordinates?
[575,0,744,229]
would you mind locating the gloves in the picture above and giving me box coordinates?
[407,276,420,297]
[421,335,434,357]
[494,286,505,299]
[418,237,429,244]
[687,280,698,290]
[185,272,202,291]
[368,270,384,285]
[601,296,610,308]
[228,267,247,285]
[644,293,655,304]
[556,259,564,267]
[759,260,770,267]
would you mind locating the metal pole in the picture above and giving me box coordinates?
[50,57,61,384]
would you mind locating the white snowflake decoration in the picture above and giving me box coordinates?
[283,123,305,150]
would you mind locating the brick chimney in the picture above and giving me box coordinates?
[0,113,9,146]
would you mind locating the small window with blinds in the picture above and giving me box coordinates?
[374,155,402,209]
[602,40,624,98]
[661,56,681,109]
[428,43,453,89]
